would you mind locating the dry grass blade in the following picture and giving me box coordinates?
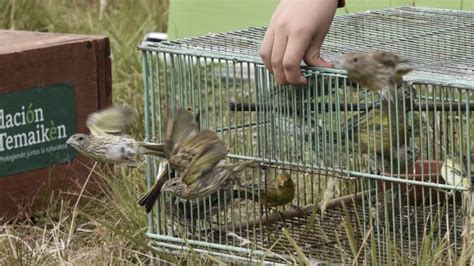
[341,201,359,258]
[352,226,373,265]
[66,162,97,251]
[282,228,309,265]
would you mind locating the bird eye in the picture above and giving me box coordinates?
[353,58,359,63]
[78,136,84,141]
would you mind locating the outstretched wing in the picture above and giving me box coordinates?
[180,130,228,185]
[86,105,133,137]
[164,108,199,159]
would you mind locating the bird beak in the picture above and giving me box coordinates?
[66,137,74,145]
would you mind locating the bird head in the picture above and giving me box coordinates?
[446,154,467,169]
[340,52,368,74]
[276,170,293,187]
[66,133,90,150]
[161,178,187,197]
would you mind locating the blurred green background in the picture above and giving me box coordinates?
[168,0,473,39]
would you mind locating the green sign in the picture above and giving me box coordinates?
[0,82,77,177]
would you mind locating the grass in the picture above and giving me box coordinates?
[1,0,473,264]
[0,0,173,264]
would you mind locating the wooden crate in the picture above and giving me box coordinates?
[0,30,111,218]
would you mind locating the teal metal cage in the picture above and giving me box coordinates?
[139,7,474,264]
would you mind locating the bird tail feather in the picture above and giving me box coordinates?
[138,143,165,157]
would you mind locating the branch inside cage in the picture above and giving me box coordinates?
[229,101,474,113]
[221,189,374,233]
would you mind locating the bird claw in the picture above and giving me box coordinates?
[269,208,287,227]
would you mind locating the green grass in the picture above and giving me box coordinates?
[168,0,473,39]
[1,0,473,264]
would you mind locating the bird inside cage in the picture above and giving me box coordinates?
[236,168,296,210]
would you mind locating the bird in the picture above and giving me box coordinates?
[138,108,201,212]
[66,105,164,166]
[336,86,415,161]
[137,160,173,213]
[440,154,470,195]
[161,159,258,200]
[140,108,259,201]
[236,169,296,209]
[340,50,413,91]
[440,154,473,252]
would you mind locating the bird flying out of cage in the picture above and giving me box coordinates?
[138,108,259,209]
[340,50,413,92]
[66,105,164,166]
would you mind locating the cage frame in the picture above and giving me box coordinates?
[139,6,474,264]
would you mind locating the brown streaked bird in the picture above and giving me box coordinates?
[238,169,296,209]
[139,108,258,205]
[66,105,164,166]
[161,158,258,200]
[340,50,413,91]
[138,108,200,212]
[138,160,173,213]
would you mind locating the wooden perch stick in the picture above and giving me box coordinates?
[223,189,375,232]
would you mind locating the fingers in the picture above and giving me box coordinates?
[260,28,274,74]
[270,32,288,85]
[283,34,311,85]
[261,29,309,85]
[303,33,334,68]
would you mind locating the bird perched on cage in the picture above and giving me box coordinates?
[236,169,296,209]
[66,105,164,166]
[339,50,413,91]
[440,154,470,196]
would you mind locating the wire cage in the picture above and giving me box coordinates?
[139,7,474,264]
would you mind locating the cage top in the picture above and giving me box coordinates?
[140,7,474,89]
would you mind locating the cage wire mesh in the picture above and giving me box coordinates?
[139,7,474,264]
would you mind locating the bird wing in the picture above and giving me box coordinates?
[180,130,228,185]
[164,108,199,158]
[372,50,409,67]
[86,105,133,137]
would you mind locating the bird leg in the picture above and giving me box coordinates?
[269,207,288,228]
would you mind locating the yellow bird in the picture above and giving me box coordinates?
[239,169,296,209]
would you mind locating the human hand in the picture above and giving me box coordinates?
[260,0,338,85]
